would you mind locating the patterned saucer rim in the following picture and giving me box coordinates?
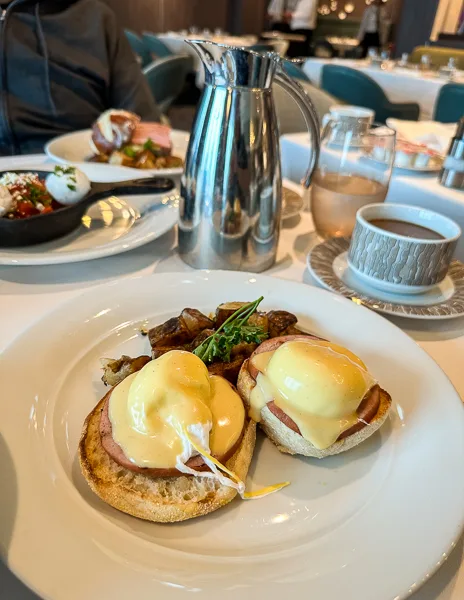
[307,237,464,320]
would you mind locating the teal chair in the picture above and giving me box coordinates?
[125,30,152,68]
[321,65,420,123]
[283,60,311,83]
[143,55,193,114]
[434,83,464,123]
[142,33,173,59]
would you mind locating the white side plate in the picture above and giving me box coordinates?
[45,129,189,182]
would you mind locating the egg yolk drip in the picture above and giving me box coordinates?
[249,340,376,450]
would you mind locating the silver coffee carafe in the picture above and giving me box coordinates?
[178,42,320,272]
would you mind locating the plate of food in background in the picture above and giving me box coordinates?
[364,139,444,173]
[46,109,189,182]
[1,272,463,600]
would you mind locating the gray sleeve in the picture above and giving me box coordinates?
[106,19,162,121]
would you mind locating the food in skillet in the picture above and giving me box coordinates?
[88,109,183,170]
[0,166,90,219]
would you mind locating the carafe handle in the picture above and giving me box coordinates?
[274,69,320,188]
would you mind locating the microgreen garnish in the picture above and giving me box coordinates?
[54,165,76,177]
[143,138,162,154]
[55,165,77,192]
[25,182,51,206]
[123,146,138,158]
[193,297,268,365]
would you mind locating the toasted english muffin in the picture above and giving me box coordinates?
[79,398,256,523]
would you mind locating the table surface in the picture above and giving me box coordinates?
[303,58,464,120]
[0,159,463,600]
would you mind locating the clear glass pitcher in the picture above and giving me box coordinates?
[178,42,320,272]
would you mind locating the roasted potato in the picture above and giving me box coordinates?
[101,355,151,387]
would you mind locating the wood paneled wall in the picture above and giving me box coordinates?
[103,0,229,34]
[241,0,267,35]
[160,0,229,32]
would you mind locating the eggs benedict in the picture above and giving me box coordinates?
[80,350,287,523]
[237,335,392,458]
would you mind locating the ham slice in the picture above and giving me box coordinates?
[132,122,172,150]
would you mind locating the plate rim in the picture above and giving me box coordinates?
[1,271,463,600]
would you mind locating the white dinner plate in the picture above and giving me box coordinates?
[1,272,463,600]
[45,129,189,182]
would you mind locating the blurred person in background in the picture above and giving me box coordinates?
[268,0,317,56]
[267,0,293,33]
[0,0,161,155]
[357,0,389,58]
[285,0,318,58]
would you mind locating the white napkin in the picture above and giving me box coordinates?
[386,119,457,156]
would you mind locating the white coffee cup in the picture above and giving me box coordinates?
[348,203,461,294]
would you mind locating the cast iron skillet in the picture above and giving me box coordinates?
[0,171,175,247]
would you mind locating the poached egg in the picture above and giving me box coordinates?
[46,166,91,205]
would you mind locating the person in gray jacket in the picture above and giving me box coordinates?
[0,0,161,155]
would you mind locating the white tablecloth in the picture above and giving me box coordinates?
[0,156,463,600]
[280,132,464,261]
[303,58,464,120]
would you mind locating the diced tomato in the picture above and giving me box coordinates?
[16,201,40,218]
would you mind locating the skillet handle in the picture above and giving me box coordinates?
[85,177,176,203]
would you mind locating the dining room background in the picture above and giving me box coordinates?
[103,0,395,36]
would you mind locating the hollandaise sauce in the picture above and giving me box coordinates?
[249,340,376,449]
[109,351,245,469]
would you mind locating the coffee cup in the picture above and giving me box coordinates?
[348,203,461,295]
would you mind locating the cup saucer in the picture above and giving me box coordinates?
[307,237,464,320]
